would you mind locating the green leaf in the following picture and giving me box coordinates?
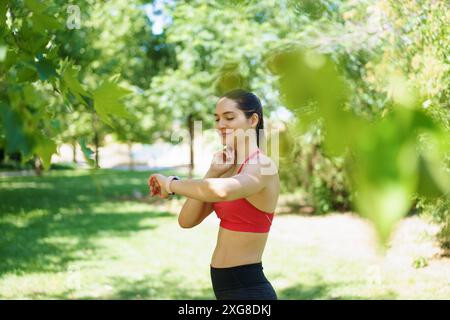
[92,77,132,125]
[25,0,46,13]
[269,49,351,156]
[19,22,49,53]
[23,83,41,106]
[347,108,448,247]
[417,155,445,198]
[60,60,90,104]
[24,0,62,33]
[1,46,17,71]
[79,137,95,167]
[35,56,58,81]
[0,3,6,28]
[50,119,61,131]
[31,13,62,32]
[0,102,36,157]
[34,137,57,170]
[16,63,39,83]
[417,131,450,196]
[0,44,6,62]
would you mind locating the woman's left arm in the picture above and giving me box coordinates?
[151,163,272,202]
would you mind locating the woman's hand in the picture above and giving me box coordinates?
[148,174,169,199]
[208,145,235,176]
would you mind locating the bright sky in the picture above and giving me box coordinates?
[140,1,294,124]
[142,0,173,35]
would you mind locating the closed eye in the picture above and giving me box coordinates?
[215,118,234,122]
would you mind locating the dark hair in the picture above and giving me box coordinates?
[221,89,265,147]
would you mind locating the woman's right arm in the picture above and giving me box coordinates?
[177,169,221,228]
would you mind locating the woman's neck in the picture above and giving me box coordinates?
[234,140,259,165]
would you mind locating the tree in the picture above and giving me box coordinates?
[0,0,176,170]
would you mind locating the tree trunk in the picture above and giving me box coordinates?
[93,114,100,168]
[0,148,4,164]
[72,141,77,163]
[128,142,134,171]
[305,144,316,190]
[94,134,99,168]
[34,156,42,176]
[187,113,194,178]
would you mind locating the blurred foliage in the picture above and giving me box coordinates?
[263,0,449,246]
[276,121,351,214]
[418,197,450,253]
[268,45,448,245]
[0,0,177,168]
[0,0,448,247]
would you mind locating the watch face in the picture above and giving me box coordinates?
[167,176,179,195]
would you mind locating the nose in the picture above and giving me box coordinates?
[217,118,228,130]
[217,125,232,137]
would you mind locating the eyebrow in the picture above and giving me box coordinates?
[214,111,235,116]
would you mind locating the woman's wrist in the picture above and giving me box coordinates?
[165,175,180,195]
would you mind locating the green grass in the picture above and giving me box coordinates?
[0,169,449,299]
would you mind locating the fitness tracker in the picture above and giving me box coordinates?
[165,175,180,195]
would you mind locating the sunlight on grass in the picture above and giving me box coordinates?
[0,169,449,299]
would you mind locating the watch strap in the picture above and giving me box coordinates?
[166,176,180,195]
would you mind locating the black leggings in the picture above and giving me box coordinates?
[210,262,277,300]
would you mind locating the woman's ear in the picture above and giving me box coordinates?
[251,113,259,128]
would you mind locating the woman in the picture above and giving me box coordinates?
[149,89,279,300]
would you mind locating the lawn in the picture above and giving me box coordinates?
[1,169,449,299]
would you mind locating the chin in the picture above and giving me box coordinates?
[221,136,234,144]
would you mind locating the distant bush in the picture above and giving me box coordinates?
[276,124,351,215]
[418,197,450,254]
[0,160,34,171]
[0,160,76,172]
[49,163,78,170]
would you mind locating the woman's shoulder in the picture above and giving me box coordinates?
[240,152,278,177]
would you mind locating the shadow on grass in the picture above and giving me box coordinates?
[277,282,398,300]
[0,169,164,214]
[104,270,214,300]
[97,278,397,300]
[38,281,398,300]
[0,210,173,276]
[0,169,176,277]
[25,269,215,300]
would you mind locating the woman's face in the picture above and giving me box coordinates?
[214,97,258,147]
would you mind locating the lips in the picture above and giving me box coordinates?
[220,130,233,136]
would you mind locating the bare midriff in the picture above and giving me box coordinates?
[210,226,269,268]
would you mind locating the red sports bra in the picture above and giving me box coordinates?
[212,148,275,233]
